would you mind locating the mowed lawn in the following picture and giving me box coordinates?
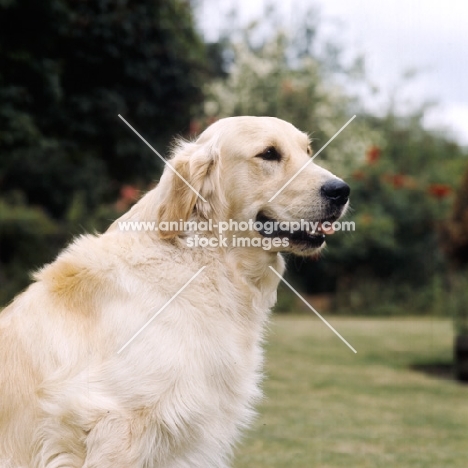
[234,316,468,468]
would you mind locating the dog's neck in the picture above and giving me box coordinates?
[225,248,284,311]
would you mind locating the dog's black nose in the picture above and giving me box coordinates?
[320,179,350,205]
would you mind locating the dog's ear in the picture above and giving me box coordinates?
[156,141,219,239]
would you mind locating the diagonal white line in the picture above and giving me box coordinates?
[269,266,357,353]
[118,114,207,203]
[268,115,356,202]
[117,266,206,354]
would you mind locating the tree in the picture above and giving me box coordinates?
[0,0,208,217]
[193,8,468,314]
[0,0,210,304]
[198,22,378,176]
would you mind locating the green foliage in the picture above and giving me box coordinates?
[196,10,468,315]
[333,274,450,316]
[0,195,66,303]
[198,19,379,175]
[0,0,211,303]
[327,132,457,277]
[0,0,208,218]
[0,190,123,304]
[2,0,467,317]
[272,282,298,314]
[294,117,466,314]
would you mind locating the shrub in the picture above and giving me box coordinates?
[0,195,66,304]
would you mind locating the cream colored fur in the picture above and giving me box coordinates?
[0,116,346,467]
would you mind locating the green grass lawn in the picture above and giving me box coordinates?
[234,316,468,468]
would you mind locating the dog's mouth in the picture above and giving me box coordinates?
[255,211,336,249]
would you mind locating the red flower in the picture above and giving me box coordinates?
[428,184,452,199]
[391,174,406,188]
[120,185,139,202]
[352,170,366,181]
[366,145,381,164]
[382,174,408,188]
[115,185,140,212]
[382,173,407,189]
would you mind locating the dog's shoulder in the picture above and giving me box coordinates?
[33,233,124,316]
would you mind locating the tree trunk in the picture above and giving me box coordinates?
[454,335,468,382]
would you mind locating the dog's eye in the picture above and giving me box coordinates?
[307,146,312,156]
[257,146,281,161]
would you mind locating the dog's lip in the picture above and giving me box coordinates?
[255,212,333,248]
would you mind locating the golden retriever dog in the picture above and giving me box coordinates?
[0,116,350,467]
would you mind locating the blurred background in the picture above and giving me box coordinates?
[1,0,467,465]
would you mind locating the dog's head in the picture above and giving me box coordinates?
[157,116,349,256]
